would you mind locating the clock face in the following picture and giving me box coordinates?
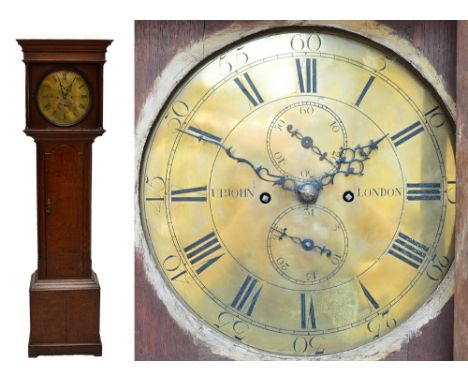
[140,29,456,356]
[36,68,92,126]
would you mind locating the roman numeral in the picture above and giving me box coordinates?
[295,58,317,93]
[388,232,429,269]
[300,293,317,329]
[390,121,424,147]
[231,275,262,316]
[359,281,379,310]
[187,126,222,143]
[171,186,207,202]
[146,197,164,201]
[355,76,375,107]
[181,232,223,276]
[406,183,441,201]
[234,73,264,107]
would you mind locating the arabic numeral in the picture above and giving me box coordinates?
[290,33,321,52]
[425,106,446,128]
[331,150,341,161]
[214,311,249,341]
[367,310,397,339]
[331,253,342,266]
[293,336,325,355]
[305,207,314,216]
[145,176,166,212]
[273,118,286,131]
[218,46,249,75]
[166,100,190,129]
[426,255,451,281]
[299,106,314,115]
[276,257,289,270]
[162,254,189,283]
[162,255,180,272]
[330,120,340,133]
[273,151,286,164]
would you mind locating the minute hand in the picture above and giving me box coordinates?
[178,128,299,192]
[319,134,387,187]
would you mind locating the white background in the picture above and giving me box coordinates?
[0,0,467,381]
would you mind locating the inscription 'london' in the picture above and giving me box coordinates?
[357,187,403,197]
[211,188,255,198]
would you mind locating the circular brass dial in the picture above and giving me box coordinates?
[37,69,91,126]
[140,29,456,356]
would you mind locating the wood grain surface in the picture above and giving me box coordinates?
[135,20,458,361]
[454,20,468,361]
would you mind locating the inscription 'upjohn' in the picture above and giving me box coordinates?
[211,188,255,198]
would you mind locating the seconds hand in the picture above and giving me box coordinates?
[271,226,334,258]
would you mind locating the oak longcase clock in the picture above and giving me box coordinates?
[18,39,112,357]
[137,23,456,359]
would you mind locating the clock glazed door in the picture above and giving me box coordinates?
[18,40,111,357]
[135,21,463,360]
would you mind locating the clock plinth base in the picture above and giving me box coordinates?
[28,338,102,358]
[28,271,102,357]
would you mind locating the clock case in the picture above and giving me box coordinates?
[18,40,112,357]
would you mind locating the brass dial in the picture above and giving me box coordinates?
[37,69,91,126]
[140,29,456,356]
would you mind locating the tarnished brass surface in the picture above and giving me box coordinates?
[37,69,91,126]
[140,30,455,356]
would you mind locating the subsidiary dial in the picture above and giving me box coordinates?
[267,101,347,181]
[267,204,348,285]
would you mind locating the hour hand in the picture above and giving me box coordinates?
[177,127,298,192]
[319,134,387,187]
[56,76,65,95]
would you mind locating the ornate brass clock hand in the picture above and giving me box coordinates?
[272,226,334,258]
[286,124,336,167]
[318,134,388,187]
[56,75,66,96]
[178,128,299,192]
[64,76,77,96]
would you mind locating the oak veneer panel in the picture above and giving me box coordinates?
[42,142,89,278]
[380,21,456,100]
[135,20,457,361]
[453,20,468,361]
[134,20,205,122]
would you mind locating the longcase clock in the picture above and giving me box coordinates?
[18,39,112,357]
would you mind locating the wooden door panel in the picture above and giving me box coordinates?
[43,143,85,278]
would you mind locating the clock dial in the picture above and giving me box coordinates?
[37,69,91,126]
[140,30,456,356]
